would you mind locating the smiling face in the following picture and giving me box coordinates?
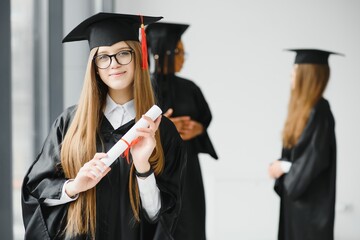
[96,41,135,103]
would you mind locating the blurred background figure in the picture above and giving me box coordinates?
[146,22,218,240]
[268,49,341,240]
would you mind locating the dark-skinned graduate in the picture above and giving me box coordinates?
[146,22,218,240]
[268,49,343,240]
[21,12,187,240]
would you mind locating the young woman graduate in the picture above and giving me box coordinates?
[268,49,342,240]
[21,13,187,240]
[146,23,218,240]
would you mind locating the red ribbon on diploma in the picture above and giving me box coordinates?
[120,138,140,164]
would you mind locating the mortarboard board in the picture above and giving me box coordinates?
[287,49,344,65]
[62,12,163,49]
[146,22,189,42]
[146,22,189,53]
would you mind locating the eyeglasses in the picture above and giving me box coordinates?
[165,48,187,57]
[174,48,186,56]
[93,49,134,69]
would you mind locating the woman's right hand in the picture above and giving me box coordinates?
[65,153,111,197]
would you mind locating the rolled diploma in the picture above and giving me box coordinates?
[100,105,162,167]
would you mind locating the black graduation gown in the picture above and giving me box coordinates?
[152,74,218,240]
[274,98,336,240]
[22,106,187,240]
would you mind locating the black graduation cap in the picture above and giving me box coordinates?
[146,22,189,42]
[146,22,189,53]
[287,49,344,65]
[62,12,163,49]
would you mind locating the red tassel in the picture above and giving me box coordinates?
[140,15,148,70]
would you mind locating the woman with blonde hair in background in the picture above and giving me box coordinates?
[269,49,342,240]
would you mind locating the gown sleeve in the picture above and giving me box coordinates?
[21,107,75,240]
[282,110,332,200]
[190,83,218,159]
[193,84,212,129]
[151,117,187,239]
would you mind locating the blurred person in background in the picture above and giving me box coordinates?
[146,22,218,240]
[268,49,341,240]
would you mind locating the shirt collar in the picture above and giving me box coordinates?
[104,94,135,119]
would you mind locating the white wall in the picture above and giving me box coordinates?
[63,0,110,107]
[63,0,95,107]
[114,1,360,239]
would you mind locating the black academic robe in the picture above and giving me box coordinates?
[22,106,187,240]
[274,98,336,240]
[152,74,218,240]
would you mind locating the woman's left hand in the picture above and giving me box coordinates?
[131,115,162,173]
[179,120,204,140]
[268,160,285,179]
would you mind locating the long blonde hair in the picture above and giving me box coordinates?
[282,64,330,148]
[60,40,164,238]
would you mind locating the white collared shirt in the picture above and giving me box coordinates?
[44,95,161,219]
[104,94,136,129]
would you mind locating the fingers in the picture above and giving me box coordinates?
[177,120,204,141]
[142,115,156,129]
[269,166,274,177]
[181,121,195,130]
[163,108,173,117]
[83,154,109,179]
[89,170,100,179]
[154,115,162,128]
[85,163,104,179]
[72,153,112,193]
[183,120,201,130]
[268,165,275,178]
[137,115,162,138]
[86,164,110,180]
[171,116,191,123]
[89,167,111,179]
[171,116,192,133]
[136,128,156,138]
[93,152,107,160]
[179,133,190,141]
[268,162,283,179]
